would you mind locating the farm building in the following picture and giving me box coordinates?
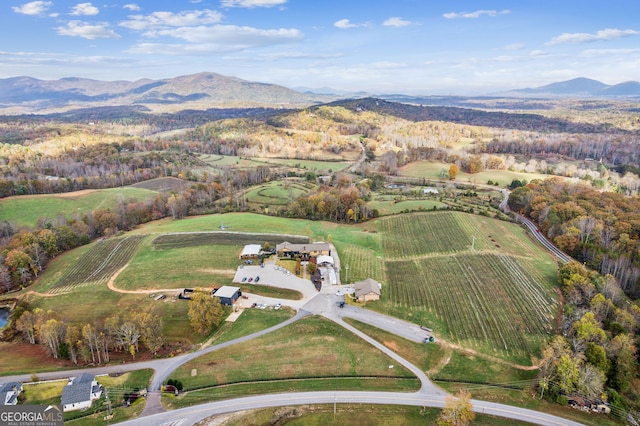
[214,286,241,306]
[423,188,439,194]
[276,241,331,260]
[354,278,382,302]
[240,244,262,260]
[0,382,22,405]
[61,373,102,412]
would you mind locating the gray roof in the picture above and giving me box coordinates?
[0,382,21,405]
[276,241,330,252]
[215,286,240,299]
[61,374,96,406]
[354,278,381,297]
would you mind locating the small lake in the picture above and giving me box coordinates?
[0,307,9,329]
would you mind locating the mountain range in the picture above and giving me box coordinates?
[505,77,640,97]
[0,73,638,115]
[0,72,335,114]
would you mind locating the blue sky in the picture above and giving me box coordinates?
[1,0,639,94]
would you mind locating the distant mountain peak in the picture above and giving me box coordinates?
[510,77,640,97]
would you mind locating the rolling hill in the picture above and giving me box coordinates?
[0,72,335,114]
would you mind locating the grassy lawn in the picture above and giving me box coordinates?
[115,244,239,290]
[255,157,350,172]
[367,198,446,215]
[22,380,68,405]
[165,316,418,408]
[0,187,157,228]
[207,308,295,345]
[344,318,447,374]
[209,405,533,426]
[239,284,303,300]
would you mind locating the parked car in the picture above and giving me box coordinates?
[242,277,247,282]
[255,276,260,283]
[251,303,257,308]
[248,277,253,282]
[274,303,282,310]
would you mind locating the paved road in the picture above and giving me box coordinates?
[500,189,573,263]
[118,391,585,426]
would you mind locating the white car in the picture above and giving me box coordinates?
[274,303,282,310]
[336,291,344,296]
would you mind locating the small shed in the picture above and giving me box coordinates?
[214,286,241,306]
[354,278,381,302]
[240,244,262,260]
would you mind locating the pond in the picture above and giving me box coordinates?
[0,307,9,329]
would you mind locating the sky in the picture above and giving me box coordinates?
[1,0,639,94]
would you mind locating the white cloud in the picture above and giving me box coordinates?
[580,48,640,57]
[529,49,547,56]
[70,3,99,16]
[443,10,510,19]
[504,43,525,51]
[220,0,287,7]
[383,17,411,27]
[12,1,52,15]
[123,4,140,12]
[56,21,121,39]
[120,10,223,31]
[334,19,359,29]
[128,25,302,54]
[547,28,640,45]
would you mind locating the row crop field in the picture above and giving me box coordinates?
[385,254,557,358]
[374,211,559,361]
[337,243,385,284]
[377,212,543,259]
[48,235,147,294]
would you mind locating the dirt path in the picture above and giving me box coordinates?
[106,265,178,294]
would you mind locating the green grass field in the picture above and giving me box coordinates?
[398,160,555,187]
[164,316,419,409]
[245,180,316,207]
[0,187,157,228]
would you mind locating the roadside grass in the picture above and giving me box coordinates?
[163,378,421,410]
[210,405,533,426]
[207,308,295,345]
[0,343,66,375]
[164,316,418,408]
[64,398,146,426]
[433,350,536,385]
[0,187,157,229]
[343,318,447,373]
[398,160,554,187]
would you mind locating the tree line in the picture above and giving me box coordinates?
[538,262,639,415]
[508,178,640,298]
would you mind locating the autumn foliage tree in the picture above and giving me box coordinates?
[448,164,460,180]
[188,292,224,335]
[438,389,475,426]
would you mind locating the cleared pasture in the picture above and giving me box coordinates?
[0,187,157,228]
[398,160,554,187]
[256,157,350,173]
